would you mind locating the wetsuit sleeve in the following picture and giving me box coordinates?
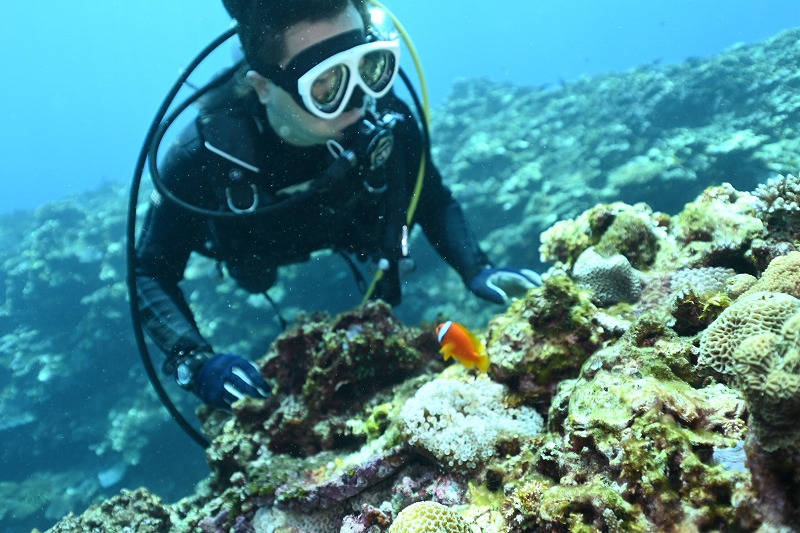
[394,103,491,284]
[135,125,214,363]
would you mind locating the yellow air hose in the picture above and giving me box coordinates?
[361,0,431,305]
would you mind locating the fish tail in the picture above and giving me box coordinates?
[477,355,490,373]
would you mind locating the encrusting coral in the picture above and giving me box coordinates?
[500,319,752,532]
[669,183,765,270]
[538,201,664,269]
[668,266,736,335]
[486,274,611,407]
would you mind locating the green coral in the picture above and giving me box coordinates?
[505,475,646,532]
[500,317,753,532]
[594,208,662,268]
[487,275,608,402]
[671,288,732,335]
[539,202,664,269]
[363,402,394,440]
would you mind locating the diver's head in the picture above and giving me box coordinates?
[226,1,399,147]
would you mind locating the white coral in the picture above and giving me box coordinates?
[399,377,542,470]
[753,173,800,219]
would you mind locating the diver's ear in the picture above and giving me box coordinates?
[246,70,271,106]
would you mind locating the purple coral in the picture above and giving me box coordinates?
[275,447,411,511]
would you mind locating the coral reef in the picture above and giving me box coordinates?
[38,488,174,532]
[8,25,800,533]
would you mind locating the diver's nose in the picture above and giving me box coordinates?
[343,86,366,113]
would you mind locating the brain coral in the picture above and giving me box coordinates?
[732,312,800,452]
[399,377,542,470]
[387,501,471,533]
[698,291,800,379]
[741,251,800,299]
[572,247,643,306]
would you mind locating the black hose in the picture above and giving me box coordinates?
[126,27,239,449]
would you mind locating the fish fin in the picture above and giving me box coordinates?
[477,354,491,373]
[440,343,455,361]
[457,356,476,370]
[463,326,487,356]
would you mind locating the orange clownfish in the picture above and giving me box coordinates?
[436,321,490,373]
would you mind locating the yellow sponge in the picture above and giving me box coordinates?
[387,501,471,533]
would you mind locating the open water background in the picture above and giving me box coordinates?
[1,1,799,214]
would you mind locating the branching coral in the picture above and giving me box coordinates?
[753,173,800,224]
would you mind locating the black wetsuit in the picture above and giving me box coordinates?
[135,87,489,362]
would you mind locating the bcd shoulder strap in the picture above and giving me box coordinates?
[198,110,266,213]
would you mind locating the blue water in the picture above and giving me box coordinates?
[1,1,798,215]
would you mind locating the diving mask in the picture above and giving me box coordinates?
[252,29,400,120]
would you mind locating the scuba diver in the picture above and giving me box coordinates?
[135,0,542,410]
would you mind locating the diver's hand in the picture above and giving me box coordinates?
[469,267,542,304]
[195,354,271,410]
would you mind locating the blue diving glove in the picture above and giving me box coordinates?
[469,267,542,304]
[195,353,271,410]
